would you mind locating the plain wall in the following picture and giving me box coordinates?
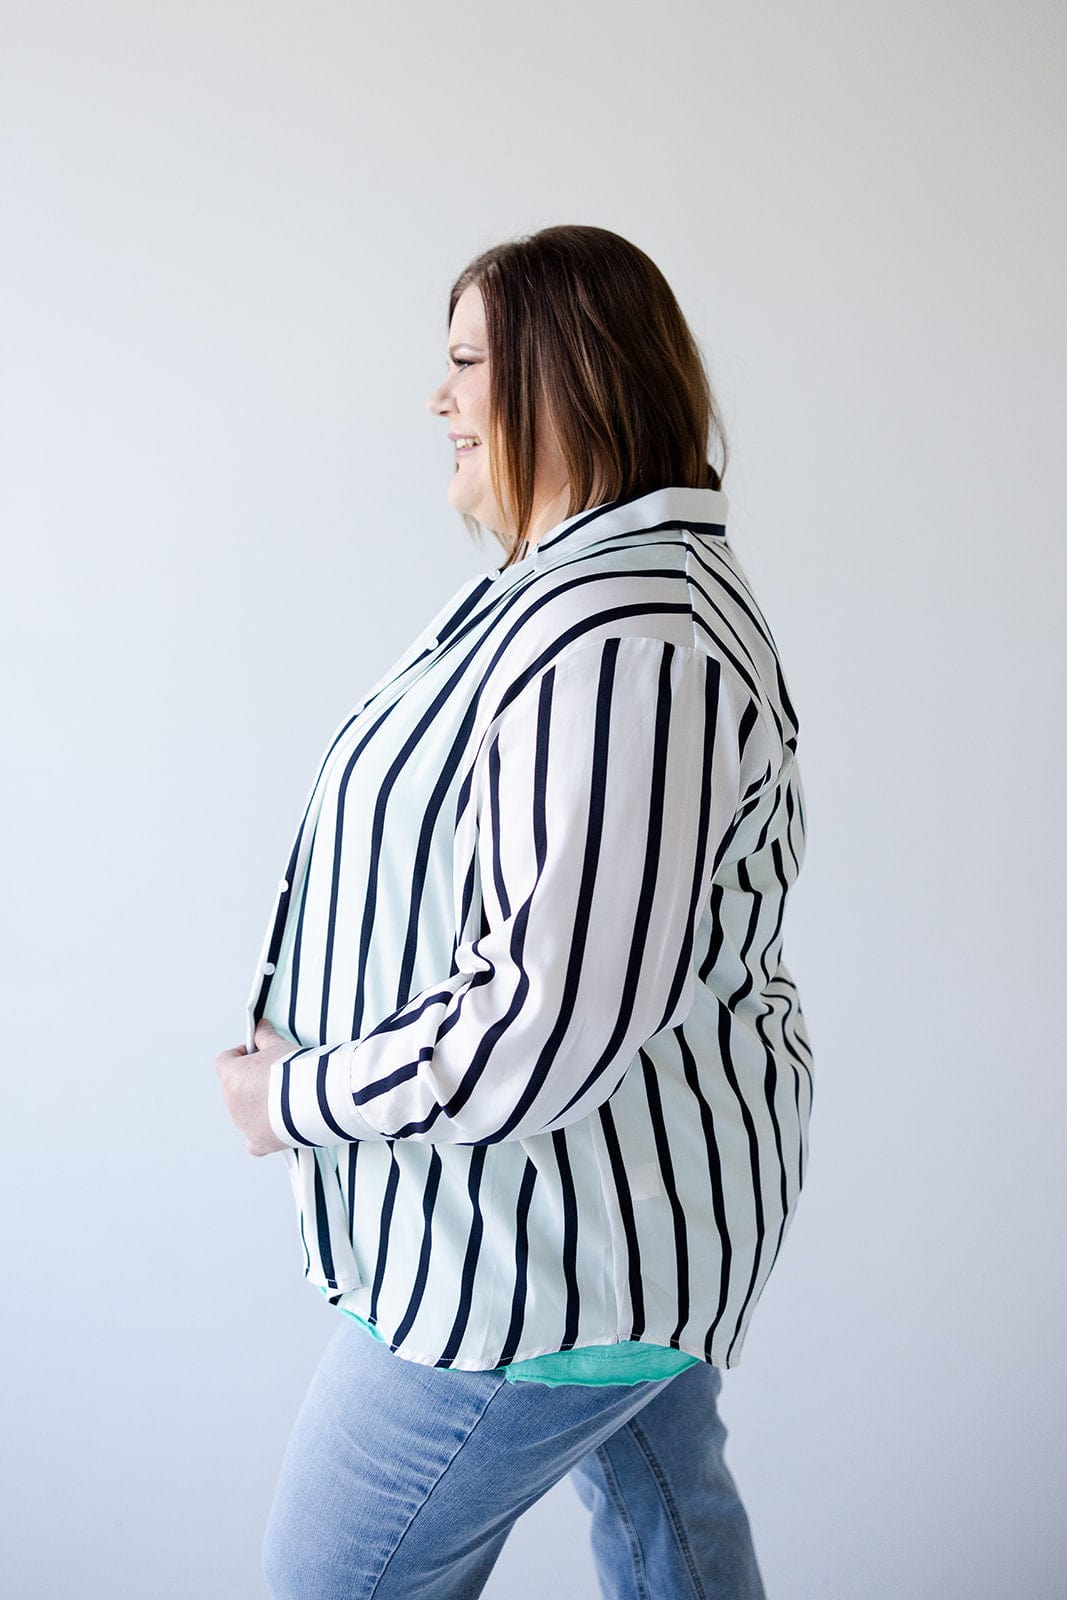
[3,2,1065,1595]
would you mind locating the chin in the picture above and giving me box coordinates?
[447,481,474,518]
[447,476,486,522]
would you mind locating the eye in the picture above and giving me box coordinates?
[450,357,474,371]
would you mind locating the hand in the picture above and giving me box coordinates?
[215,1018,294,1156]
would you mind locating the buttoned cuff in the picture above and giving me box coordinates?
[268,1044,387,1147]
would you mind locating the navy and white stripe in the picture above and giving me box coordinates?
[245,483,813,1371]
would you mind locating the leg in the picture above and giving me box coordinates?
[568,1360,767,1600]
[262,1316,700,1600]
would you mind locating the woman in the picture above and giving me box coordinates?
[216,224,814,1599]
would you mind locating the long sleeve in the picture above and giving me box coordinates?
[266,633,748,1149]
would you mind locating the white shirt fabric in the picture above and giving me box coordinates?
[245,483,814,1372]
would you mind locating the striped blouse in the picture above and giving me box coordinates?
[244,482,814,1376]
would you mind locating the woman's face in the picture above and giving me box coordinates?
[426,282,569,544]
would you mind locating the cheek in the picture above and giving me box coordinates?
[470,374,492,425]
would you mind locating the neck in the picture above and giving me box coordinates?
[523,483,573,548]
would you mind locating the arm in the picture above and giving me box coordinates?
[267,633,747,1148]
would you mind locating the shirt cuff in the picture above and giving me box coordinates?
[267,1044,387,1147]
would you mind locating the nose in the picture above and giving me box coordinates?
[426,378,452,416]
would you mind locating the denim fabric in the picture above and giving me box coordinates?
[263,1315,767,1599]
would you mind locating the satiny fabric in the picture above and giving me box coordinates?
[244,482,814,1375]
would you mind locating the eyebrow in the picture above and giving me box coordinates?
[448,343,485,358]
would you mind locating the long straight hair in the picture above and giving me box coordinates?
[447,225,729,569]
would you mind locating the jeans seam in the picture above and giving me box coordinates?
[593,1441,650,1600]
[625,1414,708,1600]
[367,1374,509,1598]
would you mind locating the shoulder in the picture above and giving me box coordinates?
[478,544,758,730]
[472,533,797,804]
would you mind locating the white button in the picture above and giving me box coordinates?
[262,962,275,976]
[278,878,289,892]
[426,635,439,649]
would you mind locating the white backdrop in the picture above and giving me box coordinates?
[3,3,1064,1596]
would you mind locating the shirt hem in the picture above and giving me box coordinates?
[323,1294,741,1372]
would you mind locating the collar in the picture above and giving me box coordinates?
[495,482,729,579]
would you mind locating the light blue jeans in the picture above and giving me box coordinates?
[262,1315,767,1599]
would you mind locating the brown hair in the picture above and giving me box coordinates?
[447,224,729,569]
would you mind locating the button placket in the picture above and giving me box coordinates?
[245,848,302,1049]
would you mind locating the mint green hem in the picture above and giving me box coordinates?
[499,1343,700,1385]
[320,1291,701,1386]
